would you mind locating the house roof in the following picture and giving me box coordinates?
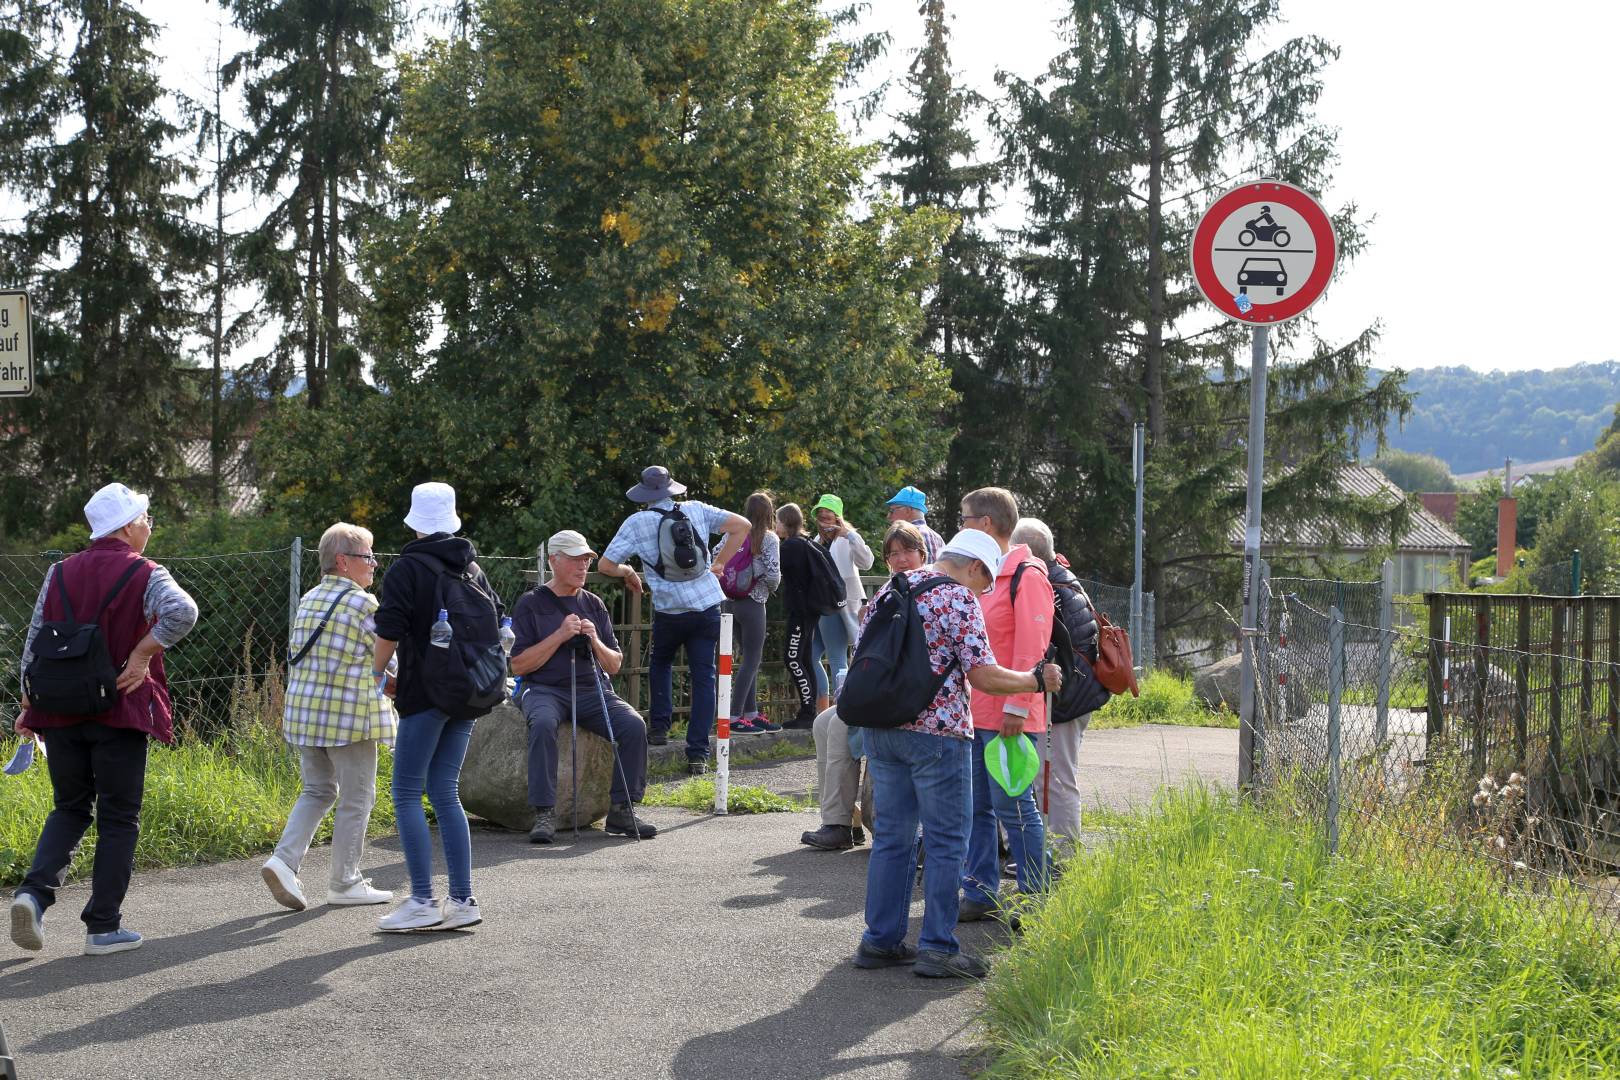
[1229,464,1470,555]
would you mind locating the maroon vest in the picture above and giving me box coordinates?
[21,538,173,743]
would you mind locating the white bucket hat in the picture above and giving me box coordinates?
[939,529,1005,591]
[404,482,461,535]
[85,483,151,540]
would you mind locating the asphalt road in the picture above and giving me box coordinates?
[0,724,1236,1080]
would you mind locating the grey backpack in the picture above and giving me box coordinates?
[651,507,705,582]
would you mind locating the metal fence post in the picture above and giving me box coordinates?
[1376,558,1393,745]
[1327,604,1343,856]
[1573,548,1582,596]
[288,537,302,630]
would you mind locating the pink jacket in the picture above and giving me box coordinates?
[970,544,1054,733]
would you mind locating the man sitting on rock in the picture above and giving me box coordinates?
[510,530,657,843]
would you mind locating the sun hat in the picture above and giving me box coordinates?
[626,465,687,503]
[939,529,1005,587]
[85,483,150,540]
[546,529,597,558]
[984,732,1040,799]
[812,493,844,517]
[403,482,461,535]
[885,486,928,512]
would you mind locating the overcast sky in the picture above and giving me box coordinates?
[153,0,1619,376]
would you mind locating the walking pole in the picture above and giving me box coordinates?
[570,644,580,838]
[714,612,734,816]
[584,643,642,842]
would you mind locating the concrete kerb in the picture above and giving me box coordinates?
[648,727,816,773]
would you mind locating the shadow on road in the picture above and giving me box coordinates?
[723,846,869,921]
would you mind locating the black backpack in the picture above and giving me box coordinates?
[650,506,705,582]
[800,539,849,617]
[414,555,506,720]
[22,560,145,716]
[840,573,959,729]
[1008,563,1110,723]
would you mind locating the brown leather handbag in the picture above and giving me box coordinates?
[1092,611,1140,697]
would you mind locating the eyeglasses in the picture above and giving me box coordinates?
[957,513,988,528]
[343,552,378,566]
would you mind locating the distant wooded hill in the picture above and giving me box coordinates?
[1361,362,1620,475]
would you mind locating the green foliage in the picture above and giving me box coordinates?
[257,0,956,551]
[1361,362,1620,474]
[1090,672,1236,730]
[1530,479,1620,593]
[982,786,1620,1078]
[1372,449,1456,493]
[1454,469,1582,563]
[641,777,810,814]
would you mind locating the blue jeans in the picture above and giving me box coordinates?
[862,727,973,956]
[811,613,851,699]
[392,707,476,903]
[963,728,1048,905]
[649,605,721,763]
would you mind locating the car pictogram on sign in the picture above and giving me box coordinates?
[1237,258,1287,296]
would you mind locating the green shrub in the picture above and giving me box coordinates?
[1091,671,1236,729]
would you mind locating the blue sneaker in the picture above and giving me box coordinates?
[9,893,43,952]
[752,714,783,733]
[84,928,143,955]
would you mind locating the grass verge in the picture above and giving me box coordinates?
[0,724,397,888]
[642,776,813,814]
[983,785,1620,1078]
[1090,670,1238,730]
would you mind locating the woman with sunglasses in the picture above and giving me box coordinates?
[261,522,397,913]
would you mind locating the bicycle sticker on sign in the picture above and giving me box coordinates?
[1190,181,1337,325]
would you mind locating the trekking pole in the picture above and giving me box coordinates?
[570,645,580,838]
[714,612,734,816]
[583,642,641,842]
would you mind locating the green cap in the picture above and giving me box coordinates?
[812,493,844,517]
[984,733,1040,799]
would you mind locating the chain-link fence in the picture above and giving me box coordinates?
[1073,577,1156,671]
[1247,576,1620,960]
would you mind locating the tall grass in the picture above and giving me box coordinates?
[1091,671,1238,730]
[984,785,1620,1078]
[0,673,397,887]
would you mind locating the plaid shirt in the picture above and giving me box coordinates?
[603,498,730,614]
[283,575,397,747]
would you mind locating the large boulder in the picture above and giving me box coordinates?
[1193,654,1244,712]
[459,701,615,832]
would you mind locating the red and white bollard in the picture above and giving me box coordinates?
[714,612,734,815]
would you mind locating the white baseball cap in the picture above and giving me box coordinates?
[546,530,597,558]
[84,483,151,540]
[939,529,1005,591]
[404,482,461,535]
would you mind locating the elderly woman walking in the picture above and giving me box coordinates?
[261,523,397,912]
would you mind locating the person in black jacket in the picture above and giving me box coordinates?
[1011,517,1100,851]
[372,483,503,933]
[775,503,821,728]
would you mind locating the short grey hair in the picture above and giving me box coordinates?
[319,522,374,574]
[1011,517,1055,563]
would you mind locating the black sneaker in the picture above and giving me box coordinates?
[914,949,990,980]
[528,809,555,845]
[854,940,918,969]
[686,760,707,776]
[604,803,658,839]
[957,898,994,923]
[781,712,816,730]
[800,824,854,850]
[648,729,670,747]
[851,825,867,846]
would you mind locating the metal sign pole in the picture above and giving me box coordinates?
[1132,422,1145,669]
[1237,324,1270,791]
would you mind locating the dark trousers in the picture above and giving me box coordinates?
[521,681,648,807]
[18,722,148,933]
[648,605,721,763]
[783,605,817,723]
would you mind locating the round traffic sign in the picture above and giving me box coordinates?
[1190,179,1337,324]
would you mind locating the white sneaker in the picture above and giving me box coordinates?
[10,893,44,952]
[261,855,308,911]
[378,896,443,932]
[327,879,393,906]
[435,896,482,931]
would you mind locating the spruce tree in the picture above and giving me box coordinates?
[0,0,206,534]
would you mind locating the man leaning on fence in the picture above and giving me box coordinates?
[9,483,198,957]
[511,530,656,844]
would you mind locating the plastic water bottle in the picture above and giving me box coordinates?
[430,608,453,649]
[499,616,516,657]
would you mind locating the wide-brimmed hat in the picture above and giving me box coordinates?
[885,486,928,512]
[85,483,150,540]
[812,493,844,517]
[939,529,1004,590]
[404,482,461,535]
[546,529,597,558]
[626,466,687,503]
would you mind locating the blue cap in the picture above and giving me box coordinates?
[886,485,928,512]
